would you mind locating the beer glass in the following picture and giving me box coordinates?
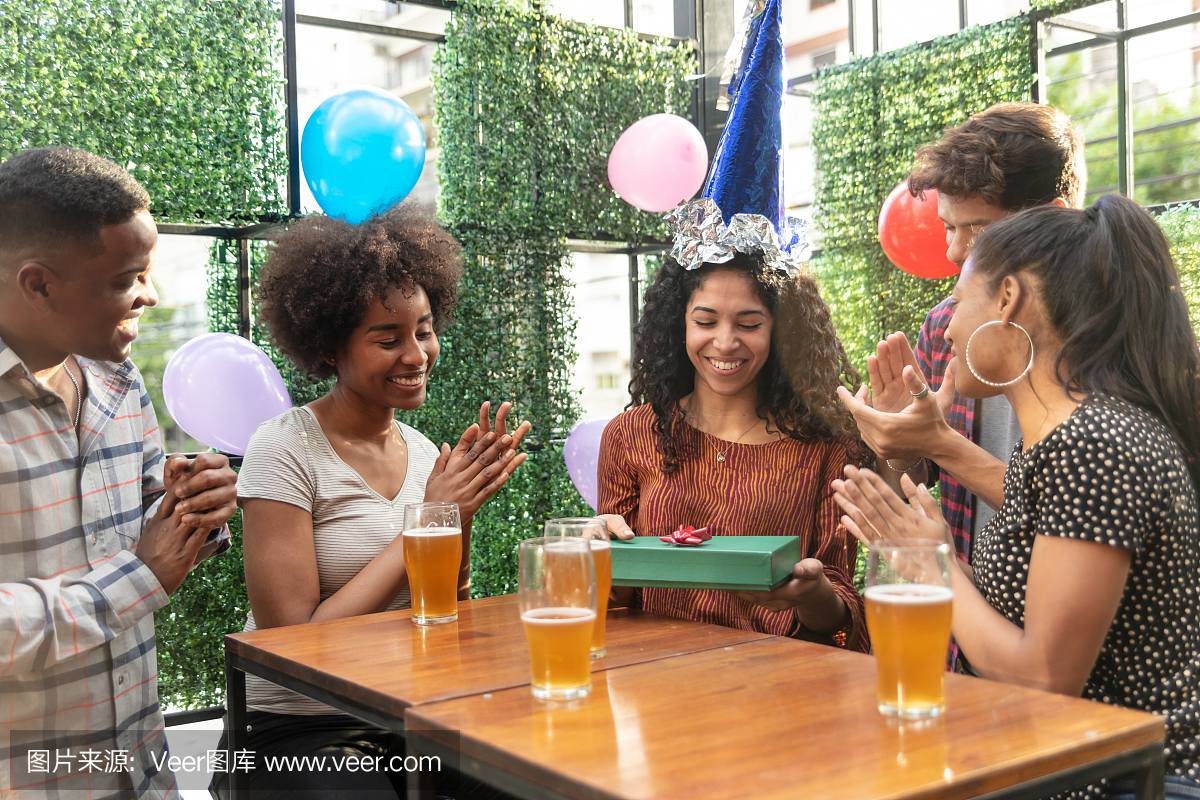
[402,502,462,625]
[865,540,954,719]
[518,537,597,700]
[545,518,611,658]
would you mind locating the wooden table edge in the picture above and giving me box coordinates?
[402,694,1165,800]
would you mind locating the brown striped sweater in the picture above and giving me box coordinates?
[598,403,868,652]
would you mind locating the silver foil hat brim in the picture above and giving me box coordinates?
[664,198,810,274]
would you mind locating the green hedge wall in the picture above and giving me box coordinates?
[0,0,287,223]
[1161,205,1200,320]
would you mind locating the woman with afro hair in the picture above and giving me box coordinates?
[597,214,868,652]
[210,204,526,800]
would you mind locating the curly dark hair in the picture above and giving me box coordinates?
[257,203,463,380]
[0,147,150,253]
[629,253,863,474]
[907,102,1086,211]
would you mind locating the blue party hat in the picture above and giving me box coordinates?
[702,0,807,258]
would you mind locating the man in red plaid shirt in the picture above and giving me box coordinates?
[840,103,1087,564]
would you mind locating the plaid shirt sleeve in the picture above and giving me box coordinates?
[914,297,976,561]
[0,550,168,677]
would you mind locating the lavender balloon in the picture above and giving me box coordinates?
[564,417,613,512]
[163,333,292,455]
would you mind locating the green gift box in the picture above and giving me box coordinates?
[610,536,802,591]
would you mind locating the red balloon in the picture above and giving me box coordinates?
[877,182,960,279]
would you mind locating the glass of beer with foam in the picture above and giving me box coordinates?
[545,518,611,659]
[402,502,462,625]
[865,540,954,719]
[518,536,597,700]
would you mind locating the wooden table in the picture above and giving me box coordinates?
[223,594,772,797]
[405,637,1166,800]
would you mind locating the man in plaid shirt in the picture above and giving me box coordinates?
[0,148,238,798]
[839,103,1088,562]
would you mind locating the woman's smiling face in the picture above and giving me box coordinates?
[685,268,774,399]
[335,282,439,412]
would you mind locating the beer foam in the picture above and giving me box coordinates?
[864,584,953,604]
[589,539,611,551]
[545,540,590,553]
[403,526,461,537]
[521,607,597,624]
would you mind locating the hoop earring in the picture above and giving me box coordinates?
[964,320,1034,388]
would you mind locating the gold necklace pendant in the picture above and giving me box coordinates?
[716,452,725,463]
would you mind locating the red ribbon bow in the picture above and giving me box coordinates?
[659,525,712,546]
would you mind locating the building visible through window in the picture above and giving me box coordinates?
[812,46,838,69]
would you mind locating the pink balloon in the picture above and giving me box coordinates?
[607,114,709,212]
[162,333,292,455]
[564,417,613,512]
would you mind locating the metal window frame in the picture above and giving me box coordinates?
[1035,3,1200,199]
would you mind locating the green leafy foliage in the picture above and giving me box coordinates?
[810,18,1032,372]
[433,1,691,243]
[155,509,248,710]
[0,0,287,223]
[1030,0,1106,12]
[1160,205,1200,327]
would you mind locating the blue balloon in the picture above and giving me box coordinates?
[301,87,426,224]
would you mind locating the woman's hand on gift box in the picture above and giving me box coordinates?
[732,559,831,611]
[597,514,635,540]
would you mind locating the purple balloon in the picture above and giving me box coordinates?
[564,418,613,512]
[163,333,292,456]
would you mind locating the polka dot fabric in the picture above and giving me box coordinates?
[972,394,1200,797]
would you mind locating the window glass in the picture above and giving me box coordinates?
[295,1,443,212]
[1126,0,1195,28]
[783,92,820,247]
[134,235,215,454]
[546,0,625,29]
[1129,27,1200,204]
[1046,45,1117,206]
[1042,2,1117,53]
[294,0,451,29]
[1047,10,1199,207]
[783,0,850,78]
[569,252,633,418]
[964,0,1029,28]
[878,0,958,52]
[631,0,677,37]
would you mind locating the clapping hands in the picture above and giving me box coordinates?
[424,401,531,521]
[836,332,956,462]
[831,465,954,550]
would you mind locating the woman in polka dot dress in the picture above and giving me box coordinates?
[833,193,1200,799]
